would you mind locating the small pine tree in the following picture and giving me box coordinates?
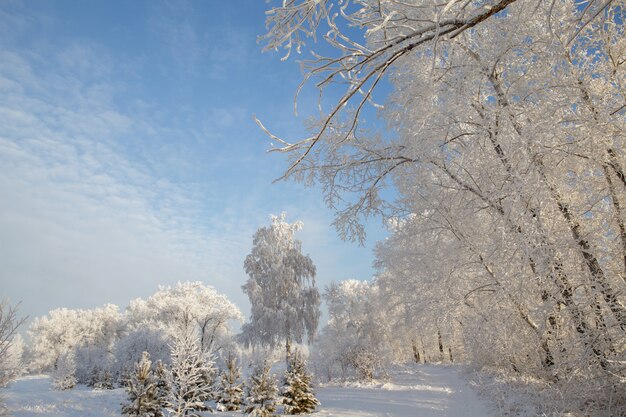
[95,368,114,390]
[119,365,133,388]
[215,353,244,411]
[121,351,164,417]
[154,360,170,411]
[281,351,320,414]
[166,332,216,417]
[244,363,278,417]
[53,351,77,390]
[89,365,100,388]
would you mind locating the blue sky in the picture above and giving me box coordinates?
[0,0,387,326]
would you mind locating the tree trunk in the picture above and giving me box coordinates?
[285,336,292,368]
[437,328,444,361]
[412,338,421,363]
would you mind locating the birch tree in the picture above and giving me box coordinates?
[242,213,321,364]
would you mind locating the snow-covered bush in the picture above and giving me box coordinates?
[121,351,164,417]
[53,351,77,390]
[312,280,390,382]
[281,350,319,414]
[244,363,279,417]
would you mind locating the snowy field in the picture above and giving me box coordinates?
[2,365,491,417]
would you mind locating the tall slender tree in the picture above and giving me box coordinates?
[242,213,321,364]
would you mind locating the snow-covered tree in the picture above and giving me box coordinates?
[215,353,244,411]
[166,331,216,417]
[28,304,123,373]
[121,351,164,417]
[242,213,321,364]
[114,327,170,385]
[0,302,26,387]
[313,280,390,381]
[53,351,77,390]
[153,360,170,411]
[281,350,319,414]
[76,345,116,386]
[126,281,243,353]
[257,1,626,414]
[95,368,114,390]
[244,363,279,417]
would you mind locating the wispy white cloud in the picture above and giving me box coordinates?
[0,22,259,322]
[0,3,386,330]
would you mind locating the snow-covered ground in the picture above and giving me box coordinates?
[315,364,492,417]
[1,365,492,417]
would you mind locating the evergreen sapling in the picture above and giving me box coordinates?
[154,360,170,411]
[281,351,320,414]
[215,353,244,411]
[166,332,215,417]
[121,351,164,417]
[244,363,278,417]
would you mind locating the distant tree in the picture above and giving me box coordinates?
[126,281,243,352]
[244,363,279,417]
[121,351,164,417]
[166,332,215,417]
[281,350,320,414]
[29,304,122,372]
[313,280,390,381]
[76,345,115,386]
[242,213,321,364]
[0,301,27,387]
[95,368,114,390]
[215,353,244,411]
[53,351,77,390]
[114,327,170,384]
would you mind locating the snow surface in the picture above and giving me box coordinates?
[1,365,492,417]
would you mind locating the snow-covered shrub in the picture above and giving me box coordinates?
[312,280,391,382]
[121,351,164,417]
[281,350,319,414]
[215,353,244,411]
[53,351,77,390]
[346,346,383,382]
[166,331,216,416]
[244,363,279,417]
